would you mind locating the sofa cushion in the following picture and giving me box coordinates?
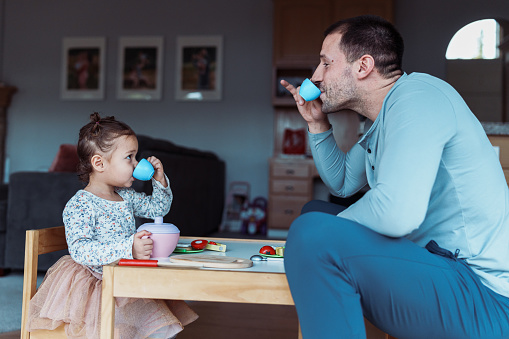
[0,200,6,233]
[0,200,7,268]
[137,135,218,160]
[5,172,84,270]
[49,144,79,172]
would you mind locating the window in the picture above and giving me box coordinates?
[446,19,500,60]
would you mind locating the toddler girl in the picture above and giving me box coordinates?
[27,113,198,338]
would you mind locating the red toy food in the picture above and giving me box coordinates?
[259,245,276,255]
[191,239,208,250]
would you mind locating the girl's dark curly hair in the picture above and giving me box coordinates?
[77,112,136,183]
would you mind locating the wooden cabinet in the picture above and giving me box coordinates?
[272,65,317,106]
[273,0,331,65]
[273,0,393,66]
[268,158,317,229]
[331,0,394,22]
[272,0,394,107]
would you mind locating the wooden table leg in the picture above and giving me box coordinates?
[101,265,115,339]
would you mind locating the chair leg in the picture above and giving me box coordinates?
[21,230,39,339]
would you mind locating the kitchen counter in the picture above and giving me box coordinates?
[481,122,509,135]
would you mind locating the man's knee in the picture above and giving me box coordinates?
[287,212,326,246]
[286,212,376,264]
[285,211,338,270]
[285,212,325,275]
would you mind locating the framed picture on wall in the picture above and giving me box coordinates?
[60,37,106,100]
[117,36,163,100]
[175,35,223,101]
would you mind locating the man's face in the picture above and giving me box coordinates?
[312,33,358,114]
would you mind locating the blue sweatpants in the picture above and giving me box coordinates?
[284,200,509,339]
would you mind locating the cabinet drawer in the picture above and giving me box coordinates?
[271,162,310,178]
[271,179,310,195]
[268,195,308,229]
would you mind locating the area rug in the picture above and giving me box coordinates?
[0,271,43,333]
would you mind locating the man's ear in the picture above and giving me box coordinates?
[90,154,105,173]
[356,54,375,80]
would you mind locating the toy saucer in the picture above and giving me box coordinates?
[173,248,205,254]
[260,253,284,259]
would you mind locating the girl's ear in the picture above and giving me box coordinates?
[90,154,105,173]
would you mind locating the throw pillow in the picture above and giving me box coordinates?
[48,144,79,172]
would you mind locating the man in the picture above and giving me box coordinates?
[282,15,509,338]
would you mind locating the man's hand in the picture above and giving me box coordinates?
[132,230,153,259]
[280,79,331,134]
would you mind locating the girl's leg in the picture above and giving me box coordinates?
[284,212,509,339]
[146,326,177,339]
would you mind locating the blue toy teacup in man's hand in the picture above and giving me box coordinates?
[133,158,154,181]
[299,78,321,101]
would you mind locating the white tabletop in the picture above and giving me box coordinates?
[161,238,287,274]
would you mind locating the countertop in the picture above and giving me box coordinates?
[482,122,509,135]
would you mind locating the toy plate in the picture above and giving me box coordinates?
[260,253,284,258]
[173,248,205,253]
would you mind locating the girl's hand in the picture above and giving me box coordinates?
[146,156,168,187]
[132,230,153,259]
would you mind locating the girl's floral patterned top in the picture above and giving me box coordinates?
[63,176,172,274]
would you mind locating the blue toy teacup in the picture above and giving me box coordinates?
[133,158,154,181]
[299,78,321,101]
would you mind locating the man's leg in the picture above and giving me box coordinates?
[301,199,346,215]
[284,212,509,339]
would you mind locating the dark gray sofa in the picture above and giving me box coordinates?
[1,135,225,271]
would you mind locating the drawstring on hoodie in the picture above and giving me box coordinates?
[425,240,461,261]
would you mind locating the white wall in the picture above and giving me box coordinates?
[0,0,274,200]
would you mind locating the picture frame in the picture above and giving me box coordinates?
[60,37,106,100]
[117,36,163,100]
[175,35,223,101]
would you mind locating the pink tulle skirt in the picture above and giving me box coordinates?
[28,255,198,339]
